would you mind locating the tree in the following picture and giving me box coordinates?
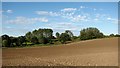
[80,27,104,40]
[38,35,48,44]
[32,29,38,37]
[115,34,120,37]
[17,36,26,46]
[109,34,115,37]
[2,34,9,40]
[65,30,73,37]
[2,40,8,47]
[10,37,18,47]
[25,32,32,42]
[25,28,54,44]
[56,32,60,39]
[65,30,74,41]
[59,33,71,44]
[31,36,38,44]
[2,34,11,47]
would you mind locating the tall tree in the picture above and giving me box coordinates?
[17,36,26,46]
[2,34,11,47]
[65,30,74,37]
[25,32,32,42]
[56,32,60,39]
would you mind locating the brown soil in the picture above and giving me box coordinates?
[2,37,118,66]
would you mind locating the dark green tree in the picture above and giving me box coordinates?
[65,30,73,37]
[17,36,26,46]
[56,32,60,39]
[2,34,11,47]
[31,36,38,44]
[59,33,71,44]
[109,34,115,37]
[38,34,48,44]
[80,27,104,40]
[65,30,74,41]
[2,40,8,47]
[25,32,32,42]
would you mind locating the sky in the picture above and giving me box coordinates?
[2,2,118,37]
[2,0,119,2]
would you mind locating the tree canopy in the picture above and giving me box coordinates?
[1,27,119,47]
[80,27,104,40]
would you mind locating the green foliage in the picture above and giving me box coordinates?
[80,27,104,40]
[56,32,60,39]
[25,32,32,42]
[59,33,71,44]
[2,40,8,47]
[65,30,73,38]
[65,30,74,41]
[115,34,120,37]
[25,28,53,44]
[17,36,26,46]
[2,27,119,47]
[109,34,115,37]
[10,37,18,47]
[73,36,78,39]
[31,36,38,44]
[2,35,11,47]
[38,35,48,44]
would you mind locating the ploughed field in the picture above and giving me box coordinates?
[2,38,118,66]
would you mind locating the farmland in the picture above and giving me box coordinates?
[2,37,118,66]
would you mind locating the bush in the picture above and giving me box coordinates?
[59,33,71,44]
[80,27,104,40]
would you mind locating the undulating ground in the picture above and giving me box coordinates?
[2,37,118,66]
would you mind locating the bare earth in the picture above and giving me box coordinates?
[2,38,118,66]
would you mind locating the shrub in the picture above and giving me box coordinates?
[80,27,104,40]
[59,33,71,44]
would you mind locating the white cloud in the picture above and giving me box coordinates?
[6,16,48,24]
[35,11,49,15]
[35,8,116,24]
[93,8,97,11]
[106,17,118,24]
[57,22,72,26]
[107,17,112,20]
[71,15,89,22]
[107,17,117,21]
[35,11,60,16]
[61,8,77,12]
[6,10,13,13]
[31,17,48,22]
[80,6,86,9]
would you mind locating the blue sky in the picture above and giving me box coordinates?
[2,2,118,37]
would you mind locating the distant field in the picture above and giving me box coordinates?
[2,37,118,66]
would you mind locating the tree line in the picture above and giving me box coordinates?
[1,27,120,47]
